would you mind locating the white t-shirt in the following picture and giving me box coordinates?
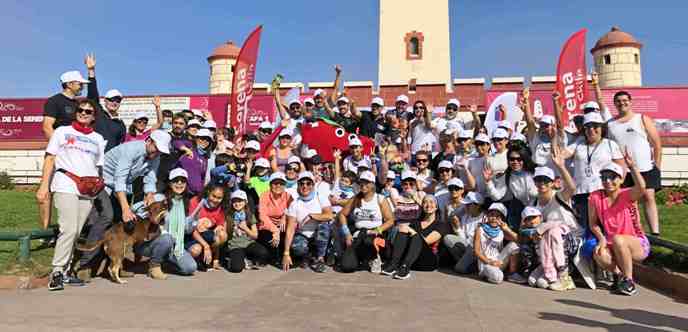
[566,138,623,195]
[410,123,437,154]
[343,155,372,174]
[46,126,106,196]
[468,155,489,196]
[487,149,509,175]
[286,190,332,238]
[460,212,484,245]
[329,179,356,214]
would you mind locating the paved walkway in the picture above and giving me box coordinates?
[1,267,686,331]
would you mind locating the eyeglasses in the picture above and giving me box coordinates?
[298,180,314,187]
[279,135,292,140]
[476,141,490,146]
[170,177,187,184]
[448,186,463,192]
[136,119,149,124]
[271,181,286,187]
[290,105,302,110]
[106,98,122,104]
[76,108,94,115]
[413,106,426,110]
[600,174,619,182]
[508,156,523,162]
[287,166,299,172]
[358,180,373,186]
[416,158,428,163]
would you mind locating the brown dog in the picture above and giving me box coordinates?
[78,200,168,284]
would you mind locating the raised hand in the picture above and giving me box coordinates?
[333,149,342,161]
[469,104,478,113]
[482,163,493,182]
[591,70,599,87]
[623,147,635,169]
[522,87,530,100]
[152,96,161,109]
[335,64,342,74]
[551,143,565,168]
[85,53,96,70]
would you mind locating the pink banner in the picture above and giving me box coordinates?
[486,87,688,136]
[0,99,45,140]
[230,25,263,135]
[555,29,588,127]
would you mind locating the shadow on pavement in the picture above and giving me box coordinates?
[539,299,687,331]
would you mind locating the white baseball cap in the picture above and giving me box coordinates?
[386,170,396,180]
[191,109,204,117]
[601,162,625,177]
[447,178,464,188]
[168,168,188,180]
[313,89,325,97]
[534,166,555,180]
[349,137,363,147]
[259,121,273,130]
[244,140,260,151]
[510,132,527,142]
[458,129,473,139]
[149,130,171,154]
[134,111,149,120]
[371,97,384,106]
[474,133,491,144]
[254,158,270,169]
[202,120,217,129]
[187,119,202,127]
[304,149,318,159]
[487,203,508,218]
[288,99,302,106]
[60,71,89,84]
[287,156,301,165]
[336,96,350,104]
[492,128,509,139]
[196,128,214,139]
[540,115,556,125]
[583,112,605,125]
[396,95,409,104]
[104,89,123,99]
[401,170,416,181]
[446,98,461,108]
[521,206,542,220]
[438,160,453,170]
[279,128,294,138]
[231,190,248,201]
[583,101,600,110]
[461,192,484,205]
[304,97,315,105]
[358,171,375,183]
[269,172,287,183]
[298,171,315,182]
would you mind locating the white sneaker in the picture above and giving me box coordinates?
[507,273,528,284]
[536,278,550,289]
[369,256,382,274]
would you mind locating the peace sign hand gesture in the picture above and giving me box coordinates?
[623,148,635,170]
[551,143,564,168]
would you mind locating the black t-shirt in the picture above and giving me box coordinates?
[358,111,385,138]
[333,113,359,134]
[43,93,77,128]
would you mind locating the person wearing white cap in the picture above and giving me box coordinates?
[242,140,261,161]
[484,145,538,230]
[185,119,202,137]
[474,203,519,284]
[443,98,466,128]
[522,89,568,174]
[437,177,465,222]
[282,171,334,273]
[245,157,273,198]
[330,94,362,134]
[257,121,274,141]
[254,172,292,257]
[342,136,373,174]
[559,110,623,230]
[202,120,217,131]
[606,90,663,236]
[337,170,394,273]
[268,128,297,173]
[273,78,304,123]
[588,151,650,296]
[409,100,437,155]
[443,191,485,274]
[43,68,91,140]
[191,109,205,122]
[391,94,412,122]
[174,127,214,195]
[225,190,271,273]
[358,96,386,138]
[413,150,435,191]
[124,96,164,143]
[487,127,510,175]
[381,170,400,204]
[38,97,106,290]
[467,133,493,196]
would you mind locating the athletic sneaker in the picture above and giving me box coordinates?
[311,260,327,273]
[393,264,411,280]
[245,259,260,270]
[535,278,550,289]
[617,277,638,296]
[380,263,397,276]
[507,273,528,284]
[564,274,576,290]
[63,274,86,287]
[48,271,64,291]
[369,256,382,274]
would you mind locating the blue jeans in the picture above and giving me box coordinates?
[291,223,331,259]
[134,233,197,275]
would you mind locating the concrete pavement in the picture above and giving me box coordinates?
[1,266,686,331]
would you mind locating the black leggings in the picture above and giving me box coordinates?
[340,231,379,273]
[256,229,285,263]
[389,233,438,271]
[226,242,270,273]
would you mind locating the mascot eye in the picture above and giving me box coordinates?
[348,134,358,141]
[335,128,345,138]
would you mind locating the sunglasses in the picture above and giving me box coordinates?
[508,156,523,162]
[106,98,122,104]
[76,108,94,115]
[438,168,452,173]
[358,180,373,186]
[534,176,552,184]
[448,185,463,192]
[271,181,286,186]
[446,106,458,111]
[187,125,201,129]
[476,141,490,146]
[401,181,415,186]
[287,166,299,172]
[298,180,314,187]
[414,106,426,110]
[600,174,620,182]
[290,105,302,109]
[416,158,429,163]
[136,119,149,123]
[260,129,273,134]
[585,124,602,130]
[170,177,187,184]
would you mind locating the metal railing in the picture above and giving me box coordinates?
[0,227,57,264]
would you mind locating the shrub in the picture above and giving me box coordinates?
[0,171,14,190]
[656,184,688,207]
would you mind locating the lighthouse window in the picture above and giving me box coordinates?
[604,54,611,65]
[634,54,639,64]
[409,38,420,56]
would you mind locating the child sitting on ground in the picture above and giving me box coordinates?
[473,203,519,284]
[443,192,485,274]
[506,207,543,284]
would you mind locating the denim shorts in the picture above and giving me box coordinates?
[184,230,216,249]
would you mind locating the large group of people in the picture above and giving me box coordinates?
[38,57,662,298]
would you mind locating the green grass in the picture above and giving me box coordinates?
[0,190,54,275]
[644,205,688,244]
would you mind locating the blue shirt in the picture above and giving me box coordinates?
[103,140,160,195]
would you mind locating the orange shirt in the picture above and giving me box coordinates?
[258,191,293,234]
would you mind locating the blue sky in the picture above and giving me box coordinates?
[1,0,686,97]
